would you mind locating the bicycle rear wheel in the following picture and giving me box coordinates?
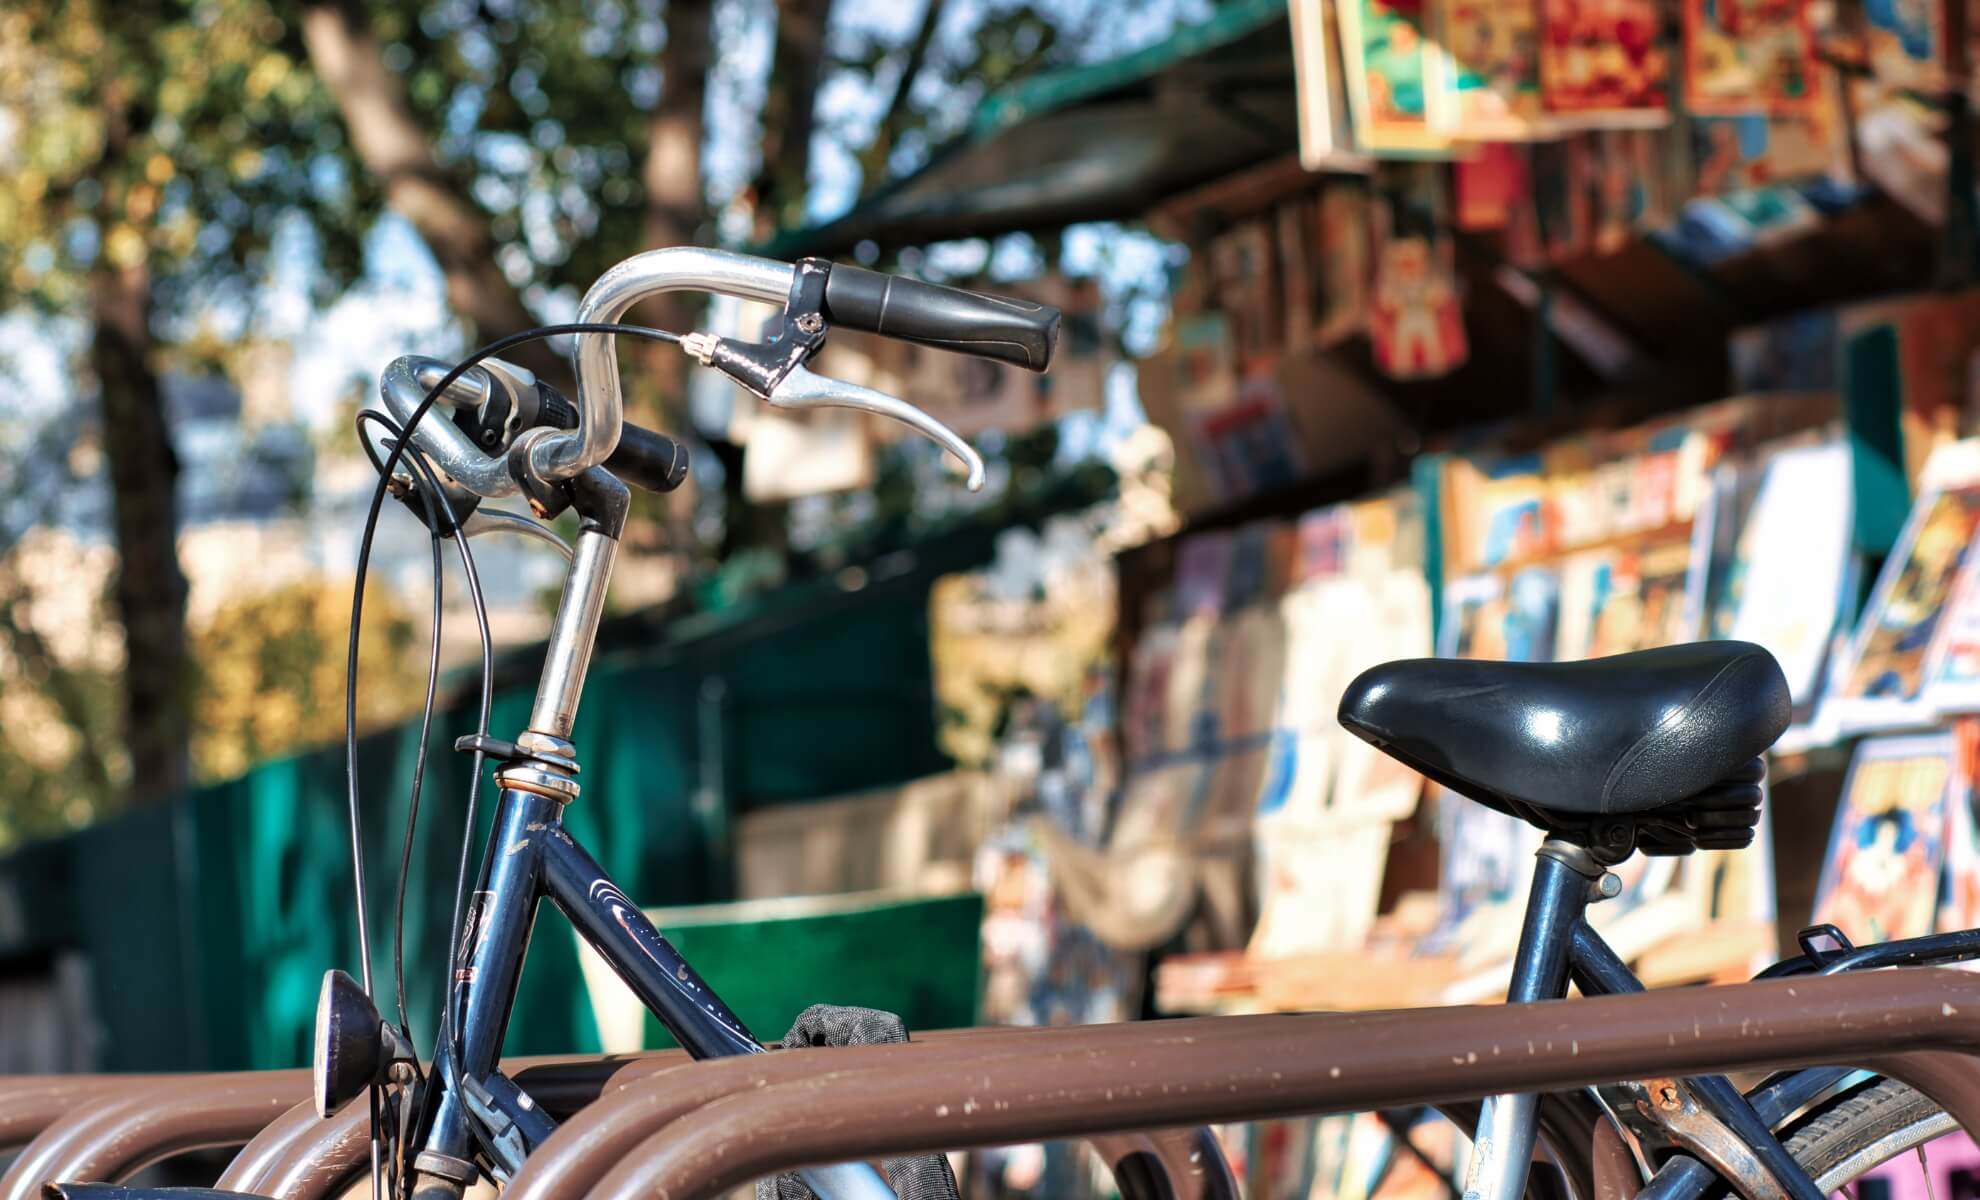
[1773,1076,1954,1192]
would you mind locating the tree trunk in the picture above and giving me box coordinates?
[90,261,189,803]
[752,0,833,239]
[299,0,570,391]
[637,0,712,395]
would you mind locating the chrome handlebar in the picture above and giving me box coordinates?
[378,247,989,503]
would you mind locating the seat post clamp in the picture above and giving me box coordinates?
[1536,838,1608,879]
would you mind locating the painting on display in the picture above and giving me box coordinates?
[1443,568,1560,665]
[1682,0,1819,113]
[1812,733,1954,944]
[1936,720,1980,931]
[1370,164,1468,381]
[1688,69,1848,195]
[1290,0,1366,168]
[1719,442,1856,709]
[1170,312,1240,413]
[1339,0,1453,153]
[1863,0,1954,91]
[1826,441,1980,732]
[1552,537,1698,661]
[1430,0,1552,139]
[1538,0,1670,121]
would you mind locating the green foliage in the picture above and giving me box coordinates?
[376,0,676,302]
[0,1,374,327]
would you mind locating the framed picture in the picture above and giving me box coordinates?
[1538,0,1671,122]
[1430,0,1553,139]
[1826,441,1980,732]
[1682,0,1819,114]
[1812,732,1954,944]
[1721,441,1856,709]
[1339,0,1454,153]
[1863,0,1955,91]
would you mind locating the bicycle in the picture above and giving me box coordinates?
[315,248,1061,1200]
[1337,639,1977,1200]
[15,250,1973,1200]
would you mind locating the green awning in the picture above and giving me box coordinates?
[758,0,1296,259]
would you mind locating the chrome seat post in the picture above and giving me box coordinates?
[1465,837,1611,1200]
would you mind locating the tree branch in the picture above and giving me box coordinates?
[859,0,949,192]
[299,0,571,389]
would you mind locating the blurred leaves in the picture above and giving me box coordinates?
[189,577,422,784]
[0,0,375,329]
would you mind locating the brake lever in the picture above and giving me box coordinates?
[767,363,987,491]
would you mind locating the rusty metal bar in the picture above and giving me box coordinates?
[579,969,1980,1200]
[0,1071,309,1200]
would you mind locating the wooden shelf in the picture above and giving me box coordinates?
[1468,519,1696,579]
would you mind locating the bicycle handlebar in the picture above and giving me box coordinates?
[820,264,1059,372]
[380,247,1057,502]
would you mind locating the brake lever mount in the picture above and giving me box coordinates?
[684,257,986,491]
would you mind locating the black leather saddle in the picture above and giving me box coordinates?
[1338,641,1791,857]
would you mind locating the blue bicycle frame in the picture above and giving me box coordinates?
[401,471,892,1200]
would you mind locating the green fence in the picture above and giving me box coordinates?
[0,566,950,1071]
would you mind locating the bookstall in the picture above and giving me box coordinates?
[755,0,1980,1190]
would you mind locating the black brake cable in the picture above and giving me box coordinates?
[341,320,685,1194]
[355,408,465,1054]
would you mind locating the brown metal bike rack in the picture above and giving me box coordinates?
[567,969,1980,1200]
[212,1054,692,1200]
[0,1071,309,1200]
[498,1027,1232,1200]
[0,1077,145,1153]
[4,1033,1227,1200]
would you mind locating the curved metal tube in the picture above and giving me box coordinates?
[215,1055,687,1200]
[538,247,795,483]
[379,356,517,498]
[0,1070,307,1200]
[505,1026,1227,1200]
[579,969,1980,1200]
[214,1035,1224,1200]
[0,1077,141,1153]
[461,509,574,560]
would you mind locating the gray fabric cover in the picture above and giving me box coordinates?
[755,1004,962,1200]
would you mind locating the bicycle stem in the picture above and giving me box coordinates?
[527,527,617,741]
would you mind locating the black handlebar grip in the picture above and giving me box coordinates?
[607,423,691,494]
[821,264,1061,372]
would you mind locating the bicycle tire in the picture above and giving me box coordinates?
[1772,1076,1955,1192]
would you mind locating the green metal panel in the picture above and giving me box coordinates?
[1840,322,1911,557]
[616,892,986,1049]
[0,576,952,1070]
[968,0,1289,136]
